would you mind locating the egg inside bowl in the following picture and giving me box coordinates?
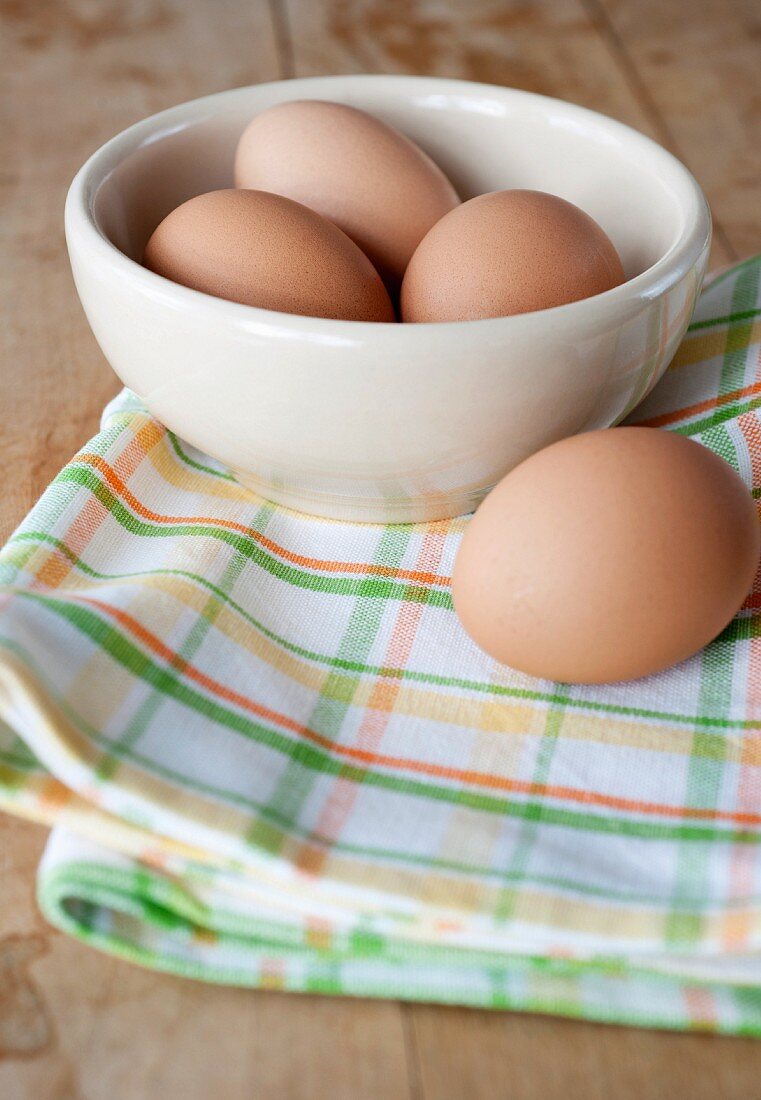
[65,75,710,523]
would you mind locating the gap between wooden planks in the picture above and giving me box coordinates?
[2,2,761,1099]
[277,2,761,1098]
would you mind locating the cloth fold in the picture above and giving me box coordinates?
[2,256,761,1033]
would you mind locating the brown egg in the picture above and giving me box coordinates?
[234,100,460,291]
[452,428,760,684]
[401,189,625,322]
[143,189,394,322]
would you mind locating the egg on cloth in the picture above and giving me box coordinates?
[452,428,760,684]
[143,188,395,322]
[234,100,460,291]
[401,189,624,322]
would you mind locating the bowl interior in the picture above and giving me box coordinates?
[91,78,688,285]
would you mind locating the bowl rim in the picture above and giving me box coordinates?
[65,73,712,338]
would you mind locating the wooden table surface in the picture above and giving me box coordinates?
[2,1,760,1096]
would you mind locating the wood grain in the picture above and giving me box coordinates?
[410,1003,761,1100]
[2,1,761,1097]
[283,0,656,123]
[1,3,412,1098]
[0,0,280,546]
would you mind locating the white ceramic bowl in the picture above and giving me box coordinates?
[66,75,710,523]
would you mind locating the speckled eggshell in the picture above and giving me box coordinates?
[143,189,395,322]
[401,189,625,322]
[452,428,761,684]
[234,100,460,291]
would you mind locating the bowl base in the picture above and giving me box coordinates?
[230,468,485,524]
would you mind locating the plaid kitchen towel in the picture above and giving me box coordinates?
[1,256,761,1034]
